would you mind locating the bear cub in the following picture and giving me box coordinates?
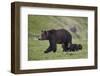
[67,44,82,52]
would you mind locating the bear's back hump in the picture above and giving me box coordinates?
[56,29,71,37]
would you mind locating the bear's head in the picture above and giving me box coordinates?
[38,30,49,40]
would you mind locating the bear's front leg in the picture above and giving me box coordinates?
[44,39,56,53]
[44,46,53,53]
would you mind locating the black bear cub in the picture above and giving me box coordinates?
[39,29,72,53]
[68,44,82,51]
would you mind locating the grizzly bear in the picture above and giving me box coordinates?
[39,29,72,53]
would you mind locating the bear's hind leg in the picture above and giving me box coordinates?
[53,47,57,53]
[62,43,69,52]
[62,44,66,51]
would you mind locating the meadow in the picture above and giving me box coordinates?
[28,15,88,61]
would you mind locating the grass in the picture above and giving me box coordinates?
[28,15,88,61]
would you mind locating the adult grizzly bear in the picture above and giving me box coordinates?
[39,29,72,53]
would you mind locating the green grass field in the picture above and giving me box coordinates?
[28,15,88,61]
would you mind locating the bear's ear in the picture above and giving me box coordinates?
[41,29,46,32]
